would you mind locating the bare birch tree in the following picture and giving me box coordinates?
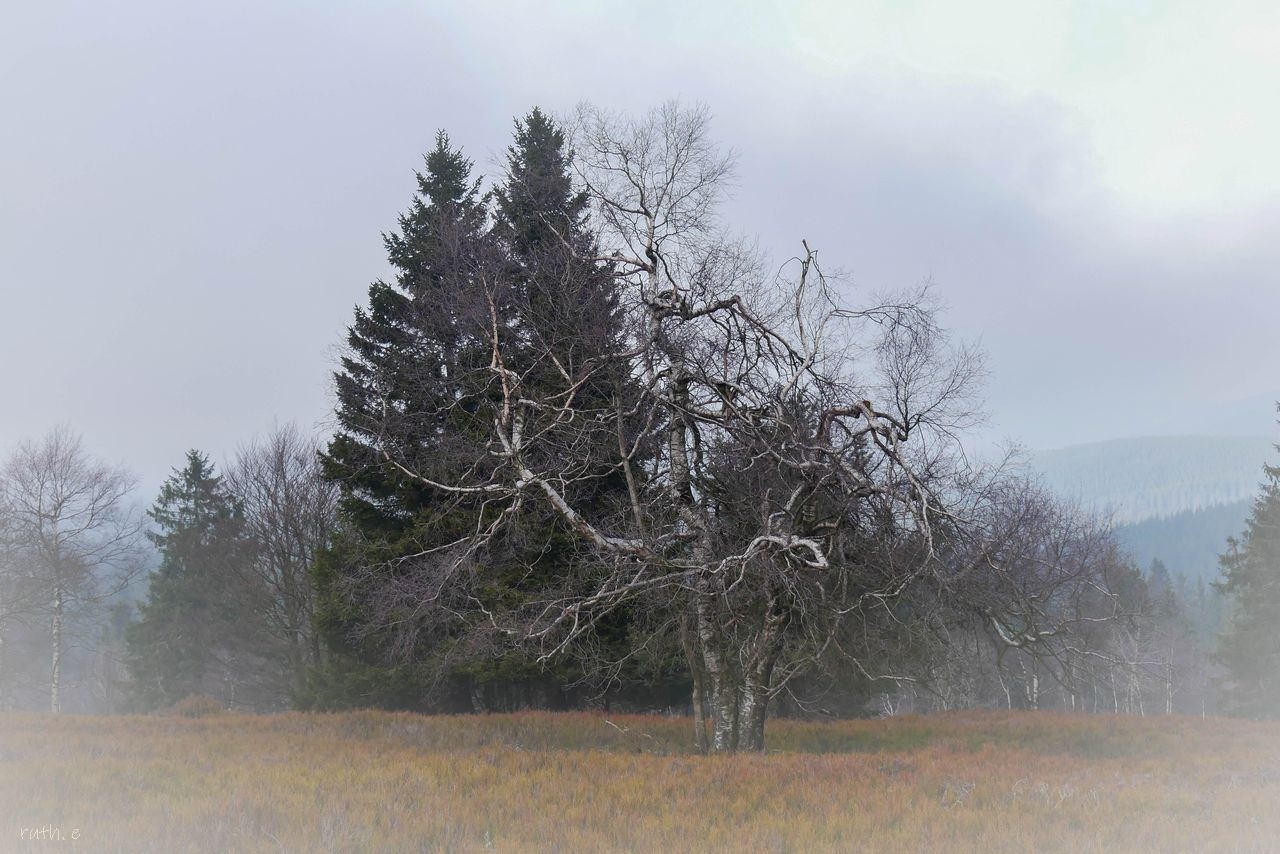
[226,423,338,698]
[0,427,144,712]
[0,511,43,709]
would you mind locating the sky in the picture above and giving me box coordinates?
[3,0,1279,495]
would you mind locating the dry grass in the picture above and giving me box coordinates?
[2,709,1278,852]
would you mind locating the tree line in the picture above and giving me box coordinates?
[0,104,1276,750]
[0,425,335,713]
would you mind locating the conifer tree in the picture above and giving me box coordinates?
[1216,453,1280,718]
[126,451,257,709]
[472,109,654,708]
[311,116,669,711]
[312,132,495,710]
[492,109,627,438]
[324,130,489,538]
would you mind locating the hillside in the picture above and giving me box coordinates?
[1112,499,1252,581]
[1030,435,1274,525]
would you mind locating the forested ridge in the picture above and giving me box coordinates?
[1031,435,1273,524]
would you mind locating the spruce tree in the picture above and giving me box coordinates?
[471,109,648,709]
[312,132,494,710]
[1216,455,1280,718]
[126,451,257,710]
[493,108,626,425]
[311,115,670,711]
[324,130,489,538]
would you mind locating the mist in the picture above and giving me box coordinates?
[3,3,1279,851]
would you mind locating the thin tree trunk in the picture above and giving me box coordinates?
[1021,660,1039,711]
[50,579,63,714]
[672,365,737,753]
[616,394,648,540]
[997,665,1012,710]
[469,681,488,713]
[680,613,709,754]
[0,618,7,711]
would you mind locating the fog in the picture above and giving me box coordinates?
[3,0,1279,492]
[4,7,1280,849]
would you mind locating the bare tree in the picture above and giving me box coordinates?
[225,423,338,700]
[336,102,1118,751]
[0,427,144,712]
[0,511,43,709]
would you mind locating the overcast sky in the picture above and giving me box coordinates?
[3,0,1279,493]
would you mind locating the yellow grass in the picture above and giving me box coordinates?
[2,710,1279,852]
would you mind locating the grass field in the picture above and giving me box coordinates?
[2,709,1279,852]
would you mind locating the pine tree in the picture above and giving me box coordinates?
[126,451,257,710]
[1215,456,1280,718]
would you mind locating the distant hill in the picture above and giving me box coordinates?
[1029,435,1275,525]
[1028,435,1275,582]
[1112,499,1252,582]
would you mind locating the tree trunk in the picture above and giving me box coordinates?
[469,681,489,713]
[696,587,740,753]
[0,619,7,711]
[703,643,739,752]
[737,691,758,751]
[680,613,709,754]
[50,580,63,714]
[1021,659,1039,711]
[737,682,768,753]
[737,596,788,752]
[994,658,1013,710]
[691,583,790,753]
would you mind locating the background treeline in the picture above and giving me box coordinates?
[0,107,1275,729]
[0,425,335,713]
[0,423,1249,719]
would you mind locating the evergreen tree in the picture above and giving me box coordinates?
[1215,454,1280,718]
[324,130,489,540]
[472,109,663,709]
[312,132,495,710]
[310,115,675,711]
[126,451,258,710]
[1146,558,1173,601]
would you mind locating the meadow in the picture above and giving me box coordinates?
[2,708,1279,852]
